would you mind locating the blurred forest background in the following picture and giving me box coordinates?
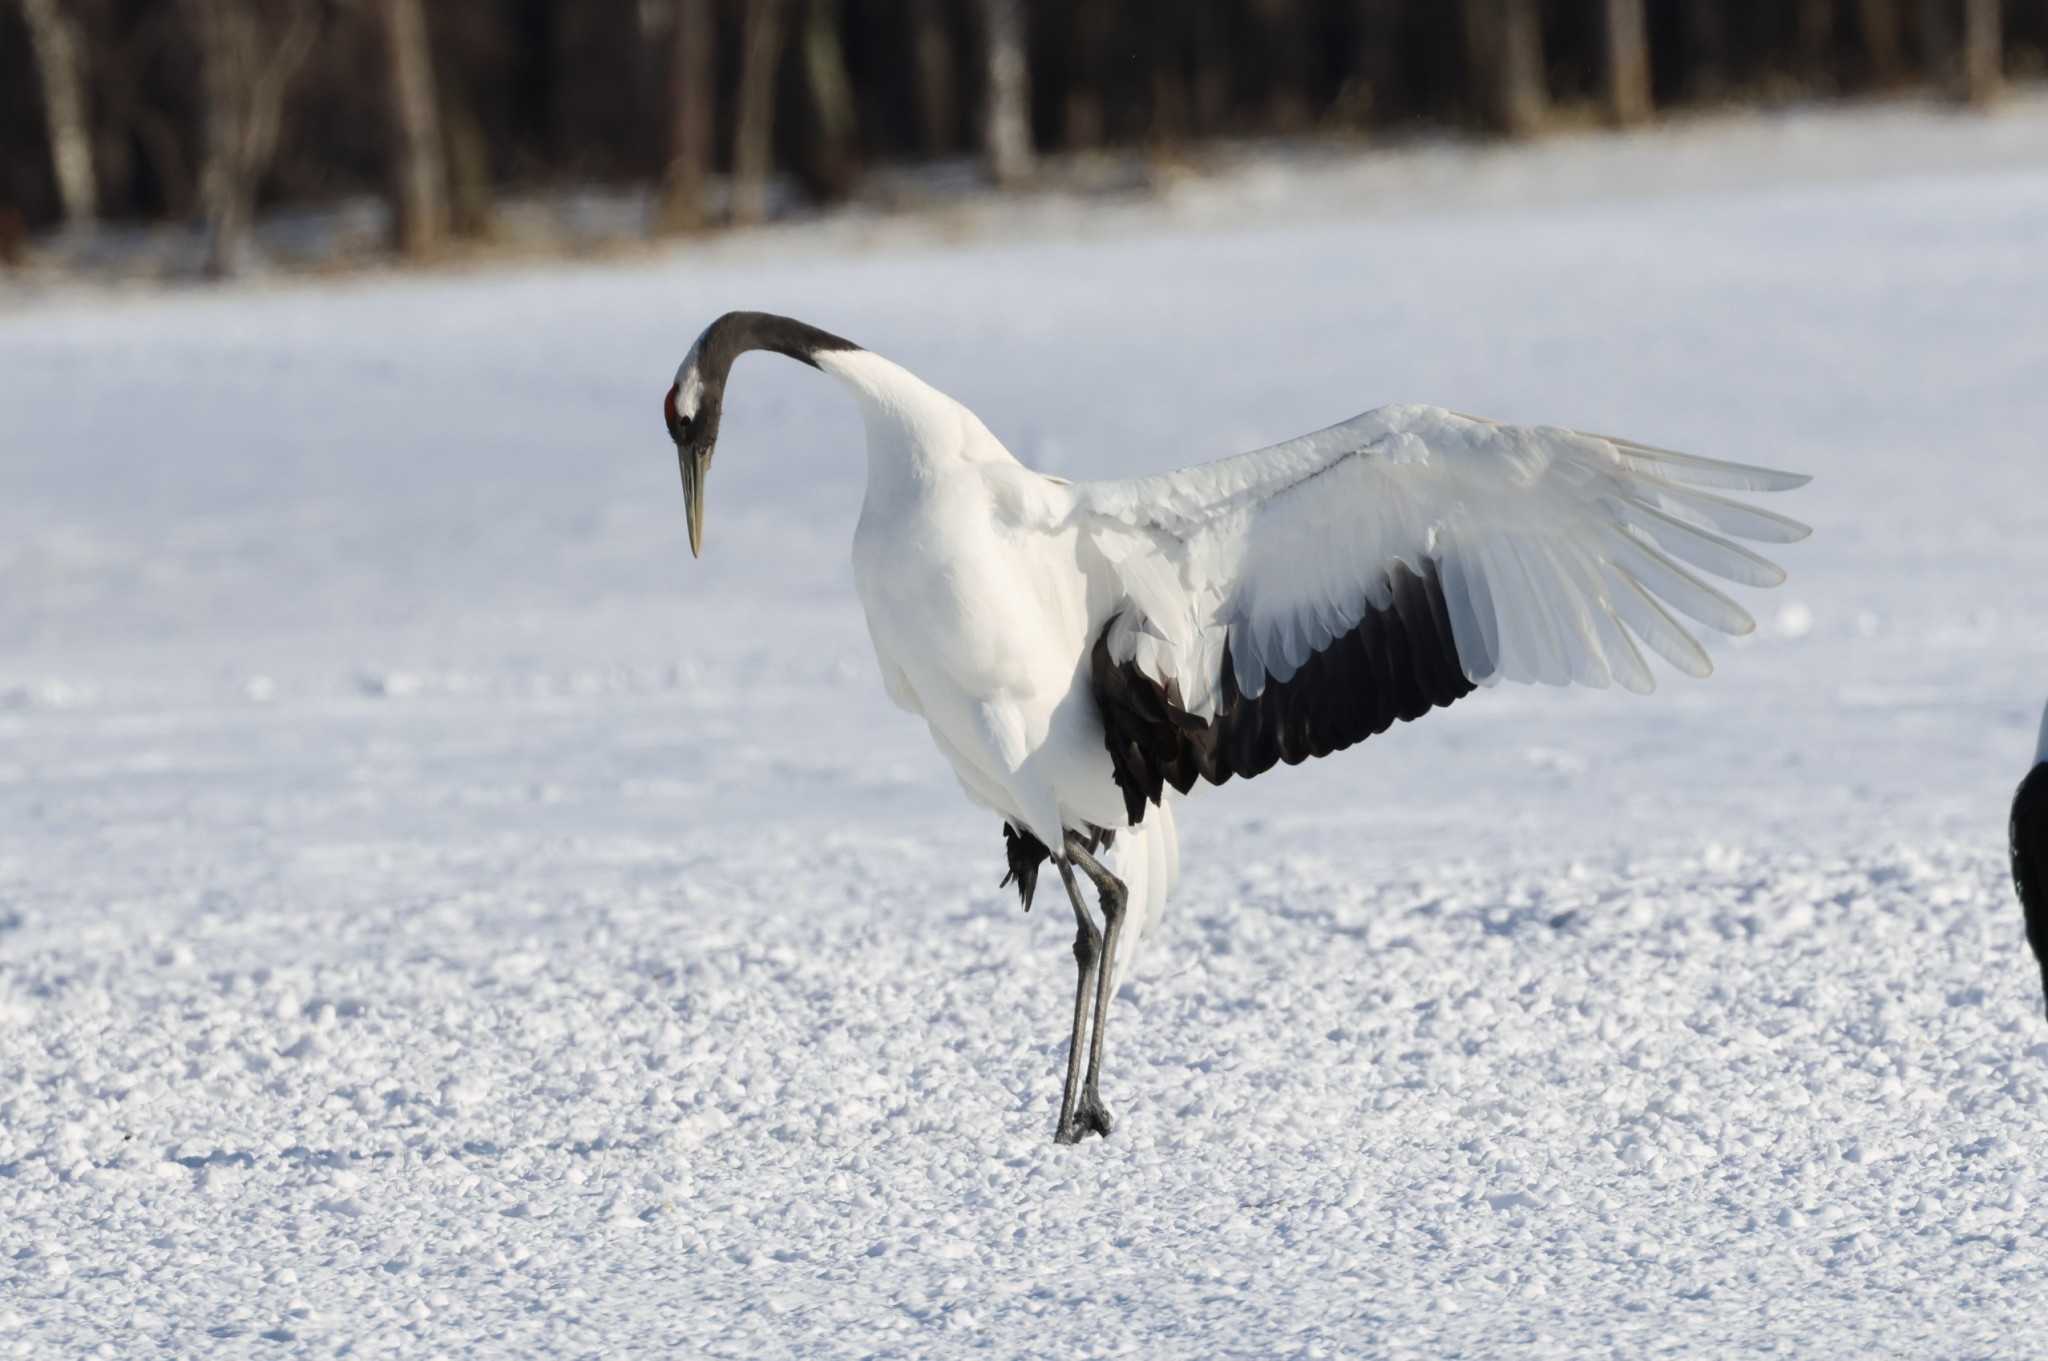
[2,0,2040,276]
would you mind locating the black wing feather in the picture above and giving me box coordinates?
[1092,558,1477,827]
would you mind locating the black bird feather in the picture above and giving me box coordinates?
[1000,822,1114,911]
[1090,558,1476,827]
[2010,763,2048,1020]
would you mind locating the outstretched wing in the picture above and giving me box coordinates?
[1070,403,1811,821]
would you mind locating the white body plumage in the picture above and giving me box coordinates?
[833,350,1177,980]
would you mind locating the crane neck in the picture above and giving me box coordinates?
[2036,698,2048,768]
[683,311,1005,503]
[681,310,858,417]
[812,348,998,501]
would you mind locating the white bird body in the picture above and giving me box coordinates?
[833,349,1176,978]
[841,350,1120,839]
[663,311,1811,1142]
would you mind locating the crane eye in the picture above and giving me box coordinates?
[663,385,689,442]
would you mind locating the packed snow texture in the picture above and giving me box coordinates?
[4,100,2048,1357]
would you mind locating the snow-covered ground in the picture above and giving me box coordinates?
[5,102,2048,1357]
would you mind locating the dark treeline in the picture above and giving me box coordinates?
[2,1,2038,273]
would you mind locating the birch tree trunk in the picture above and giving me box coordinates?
[18,0,97,226]
[185,0,317,277]
[977,0,1033,186]
[1463,0,1546,137]
[658,0,713,230]
[1603,0,1653,126]
[375,0,447,257]
[1963,0,2001,105]
[188,0,237,270]
[730,0,787,225]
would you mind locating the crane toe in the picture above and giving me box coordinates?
[1054,1103,1113,1144]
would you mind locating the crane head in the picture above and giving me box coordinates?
[665,354,719,559]
[663,312,858,559]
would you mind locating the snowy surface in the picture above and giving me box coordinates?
[5,102,2048,1357]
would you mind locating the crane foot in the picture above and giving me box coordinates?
[1055,1096,1114,1144]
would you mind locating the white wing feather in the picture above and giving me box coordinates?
[1071,404,1809,718]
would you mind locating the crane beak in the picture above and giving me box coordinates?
[679,445,708,559]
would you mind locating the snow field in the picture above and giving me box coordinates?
[4,99,2048,1356]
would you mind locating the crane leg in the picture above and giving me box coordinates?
[1064,833,1128,1141]
[1052,857,1103,1145]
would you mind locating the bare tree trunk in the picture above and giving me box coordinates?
[1914,0,1951,78]
[375,0,447,258]
[1499,0,1545,134]
[189,0,242,272]
[1189,2,1231,135]
[1797,0,1836,86]
[1603,0,1653,126]
[906,0,956,155]
[430,50,493,240]
[1150,58,1187,146]
[659,0,714,230]
[1348,0,1403,128]
[1683,2,1727,101]
[730,0,787,225]
[1064,0,1110,149]
[795,0,858,201]
[185,0,317,277]
[1963,0,2001,105]
[1147,0,1189,145]
[978,0,1033,186]
[18,0,97,226]
[0,208,25,268]
[1252,0,1312,132]
[1464,0,1546,137]
[1856,0,1906,84]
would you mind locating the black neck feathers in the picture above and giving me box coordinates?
[697,311,860,379]
[683,312,860,452]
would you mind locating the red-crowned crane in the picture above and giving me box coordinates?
[662,311,1811,1144]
